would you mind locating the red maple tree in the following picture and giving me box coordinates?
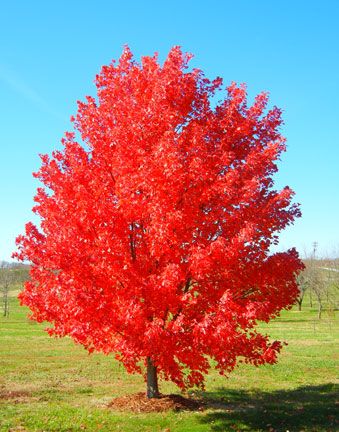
[14,47,303,398]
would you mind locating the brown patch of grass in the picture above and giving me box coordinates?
[0,390,31,399]
[8,427,27,432]
[0,389,39,403]
[294,339,323,346]
[107,392,205,413]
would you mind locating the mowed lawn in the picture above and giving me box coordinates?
[0,295,338,432]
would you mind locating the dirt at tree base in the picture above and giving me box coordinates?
[107,392,205,413]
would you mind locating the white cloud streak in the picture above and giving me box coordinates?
[0,64,66,120]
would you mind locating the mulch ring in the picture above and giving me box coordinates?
[107,392,205,413]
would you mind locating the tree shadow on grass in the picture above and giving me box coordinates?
[198,383,338,431]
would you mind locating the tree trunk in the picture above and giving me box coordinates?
[317,301,322,320]
[146,357,160,399]
[296,298,302,311]
[3,287,9,318]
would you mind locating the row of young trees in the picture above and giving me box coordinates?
[3,253,337,322]
[0,262,29,317]
[3,256,337,321]
[3,258,337,322]
[296,247,339,319]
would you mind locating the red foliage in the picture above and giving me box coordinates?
[14,47,303,390]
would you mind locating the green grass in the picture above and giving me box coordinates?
[0,297,338,432]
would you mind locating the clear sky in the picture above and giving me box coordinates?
[1,0,338,261]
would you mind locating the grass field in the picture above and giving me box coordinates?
[0,296,338,432]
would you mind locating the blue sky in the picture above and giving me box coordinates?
[1,0,338,261]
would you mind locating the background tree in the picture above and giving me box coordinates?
[0,262,29,317]
[298,245,325,318]
[298,243,339,317]
[14,47,303,398]
[0,262,12,318]
[317,252,339,315]
[296,271,309,311]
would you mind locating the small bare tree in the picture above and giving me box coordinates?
[0,262,29,317]
[300,243,326,318]
[310,268,325,319]
[0,262,14,317]
[300,243,339,319]
[296,271,309,311]
[321,254,339,313]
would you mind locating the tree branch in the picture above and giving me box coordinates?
[129,223,136,261]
